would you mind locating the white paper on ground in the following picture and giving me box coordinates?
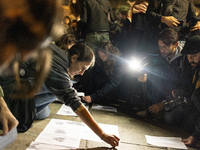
[82,123,119,142]
[92,104,117,112]
[145,135,188,149]
[34,132,81,148]
[26,141,71,150]
[34,119,83,148]
[44,119,84,136]
[56,104,77,116]
[56,104,89,116]
[27,119,119,149]
[0,127,17,150]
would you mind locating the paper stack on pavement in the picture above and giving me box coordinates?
[145,135,187,149]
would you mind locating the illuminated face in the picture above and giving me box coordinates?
[187,52,200,68]
[72,22,77,27]
[98,51,108,62]
[65,18,70,25]
[158,40,177,58]
[68,55,91,77]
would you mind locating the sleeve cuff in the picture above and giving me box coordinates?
[0,86,4,97]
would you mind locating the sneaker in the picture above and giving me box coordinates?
[137,110,148,118]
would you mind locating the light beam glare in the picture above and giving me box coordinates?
[129,59,141,70]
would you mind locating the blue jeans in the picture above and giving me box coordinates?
[34,84,57,120]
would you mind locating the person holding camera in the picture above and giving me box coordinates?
[162,35,200,147]
[137,28,193,118]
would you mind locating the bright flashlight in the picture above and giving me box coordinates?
[129,59,141,71]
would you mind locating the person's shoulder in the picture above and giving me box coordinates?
[177,41,186,54]
[49,43,69,63]
[49,43,66,55]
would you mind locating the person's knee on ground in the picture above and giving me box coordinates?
[164,106,187,125]
[35,105,50,120]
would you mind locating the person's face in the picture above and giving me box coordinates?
[72,22,77,27]
[158,40,178,58]
[119,13,123,19]
[68,55,91,77]
[98,51,108,62]
[187,52,200,68]
[65,18,70,25]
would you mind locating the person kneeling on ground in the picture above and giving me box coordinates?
[82,42,147,110]
[2,43,120,147]
[160,35,200,147]
[137,28,193,119]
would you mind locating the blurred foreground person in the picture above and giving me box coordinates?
[0,0,63,136]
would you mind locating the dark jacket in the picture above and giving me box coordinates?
[90,57,127,102]
[146,0,196,39]
[148,42,193,103]
[79,0,115,33]
[20,44,82,111]
[187,69,200,140]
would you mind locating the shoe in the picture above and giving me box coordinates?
[137,110,148,118]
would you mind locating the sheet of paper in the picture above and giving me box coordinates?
[145,135,188,149]
[56,104,77,116]
[34,119,83,148]
[27,119,119,149]
[0,127,17,150]
[92,104,117,112]
[27,141,72,150]
[56,104,88,116]
[77,92,85,97]
[82,123,119,142]
[44,119,83,136]
[35,132,80,148]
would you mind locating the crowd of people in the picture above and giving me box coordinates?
[1,0,200,149]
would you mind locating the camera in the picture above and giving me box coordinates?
[183,17,198,34]
[163,95,187,111]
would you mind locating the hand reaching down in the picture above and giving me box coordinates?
[101,132,120,147]
[82,96,92,103]
[0,97,18,135]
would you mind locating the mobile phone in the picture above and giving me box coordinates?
[178,21,183,26]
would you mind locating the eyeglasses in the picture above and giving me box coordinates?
[158,45,171,51]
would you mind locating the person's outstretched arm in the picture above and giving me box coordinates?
[75,104,120,147]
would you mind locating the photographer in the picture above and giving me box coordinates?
[137,28,193,118]
[164,35,200,147]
